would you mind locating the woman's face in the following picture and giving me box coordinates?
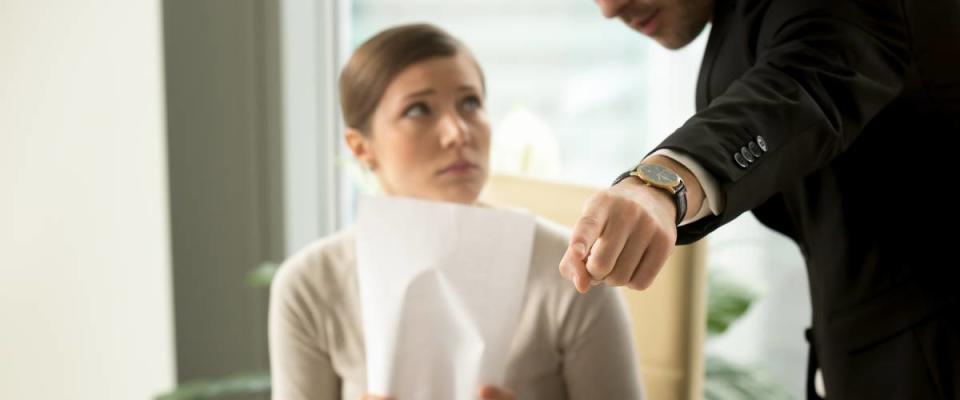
[346,52,490,204]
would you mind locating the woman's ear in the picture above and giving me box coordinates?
[345,128,377,170]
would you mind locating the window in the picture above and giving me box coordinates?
[348,0,706,186]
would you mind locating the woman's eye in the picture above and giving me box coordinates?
[403,103,430,118]
[461,96,482,111]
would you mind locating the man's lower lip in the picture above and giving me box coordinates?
[636,10,660,36]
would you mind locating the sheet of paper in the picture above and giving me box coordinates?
[356,196,536,400]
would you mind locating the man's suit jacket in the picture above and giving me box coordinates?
[654,0,960,398]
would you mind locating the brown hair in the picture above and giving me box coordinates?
[338,23,485,134]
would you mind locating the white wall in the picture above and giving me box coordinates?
[0,1,175,399]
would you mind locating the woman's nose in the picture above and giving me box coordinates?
[439,113,471,148]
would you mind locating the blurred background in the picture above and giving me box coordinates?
[0,0,809,399]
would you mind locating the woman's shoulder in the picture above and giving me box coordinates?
[271,228,358,302]
[526,218,575,295]
[531,217,570,257]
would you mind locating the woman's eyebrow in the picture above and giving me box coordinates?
[403,88,435,100]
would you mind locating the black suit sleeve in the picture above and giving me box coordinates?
[656,1,911,244]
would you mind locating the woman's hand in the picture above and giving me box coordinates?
[360,385,514,400]
[479,385,514,400]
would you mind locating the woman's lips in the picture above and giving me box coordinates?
[437,160,479,176]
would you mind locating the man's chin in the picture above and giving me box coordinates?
[656,35,692,50]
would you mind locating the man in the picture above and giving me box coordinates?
[559,0,960,398]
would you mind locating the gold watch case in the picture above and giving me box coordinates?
[630,163,682,193]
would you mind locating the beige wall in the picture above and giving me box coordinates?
[0,1,175,399]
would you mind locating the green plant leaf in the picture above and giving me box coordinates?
[154,371,271,400]
[704,354,794,400]
[706,272,756,336]
[247,261,279,289]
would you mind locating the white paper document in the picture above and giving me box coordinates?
[356,196,536,400]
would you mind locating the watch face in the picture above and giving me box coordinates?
[637,164,681,187]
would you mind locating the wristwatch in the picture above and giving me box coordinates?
[611,163,688,226]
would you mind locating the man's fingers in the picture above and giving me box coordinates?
[569,216,604,261]
[563,193,612,292]
[559,245,591,293]
[584,214,631,281]
[603,227,651,286]
[628,234,673,291]
[571,193,613,253]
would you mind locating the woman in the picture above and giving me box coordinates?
[269,23,644,400]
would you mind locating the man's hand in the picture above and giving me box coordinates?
[560,155,705,293]
[559,177,679,293]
